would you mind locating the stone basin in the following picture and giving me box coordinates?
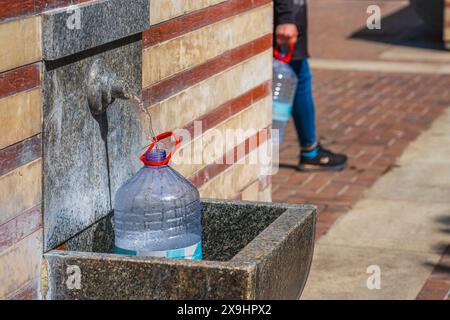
[41,199,316,300]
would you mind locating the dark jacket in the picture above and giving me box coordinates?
[274,0,309,60]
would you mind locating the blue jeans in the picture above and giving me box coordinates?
[289,59,317,148]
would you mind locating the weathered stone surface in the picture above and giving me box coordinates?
[43,37,143,251]
[233,204,316,300]
[201,200,286,262]
[42,200,316,300]
[42,0,149,60]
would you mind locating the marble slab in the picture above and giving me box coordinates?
[42,36,143,251]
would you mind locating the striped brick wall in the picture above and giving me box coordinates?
[0,1,93,22]
[141,0,274,201]
[0,3,43,299]
[0,0,273,299]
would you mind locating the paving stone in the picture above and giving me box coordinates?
[301,244,440,300]
[273,70,450,226]
[319,199,450,255]
[42,0,149,60]
[270,0,450,300]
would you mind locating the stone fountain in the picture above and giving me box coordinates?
[38,0,316,300]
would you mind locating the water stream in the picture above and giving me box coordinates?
[130,95,159,149]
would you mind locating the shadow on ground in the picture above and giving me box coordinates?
[424,214,450,275]
[350,5,444,51]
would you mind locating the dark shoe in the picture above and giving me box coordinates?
[298,145,348,172]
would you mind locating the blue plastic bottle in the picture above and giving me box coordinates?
[272,44,298,145]
[114,133,202,260]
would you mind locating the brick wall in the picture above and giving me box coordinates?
[0,0,273,299]
[142,0,273,201]
[0,4,43,300]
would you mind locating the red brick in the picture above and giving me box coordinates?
[35,0,73,12]
[0,135,42,177]
[189,128,269,188]
[300,174,331,193]
[0,0,34,21]
[143,19,181,47]
[287,190,337,204]
[317,209,343,225]
[7,279,39,300]
[315,224,330,241]
[0,206,42,252]
[272,187,293,203]
[143,0,269,48]
[0,64,40,100]
[317,181,347,197]
[325,203,353,213]
[287,172,311,185]
[332,170,358,184]
[336,185,365,202]
[417,285,450,300]
[180,10,209,33]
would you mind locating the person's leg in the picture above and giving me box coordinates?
[289,59,348,171]
[290,59,318,149]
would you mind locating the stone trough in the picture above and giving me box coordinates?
[41,200,316,300]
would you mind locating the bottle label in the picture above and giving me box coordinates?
[115,242,202,260]
[272,101,293,121]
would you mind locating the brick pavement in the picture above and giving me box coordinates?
[308,0,446,63]
[272,0,450,300]
[417,247,450,300]
[273,69,450,241]
[273,69,450,300]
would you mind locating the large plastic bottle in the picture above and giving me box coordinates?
[114,132,202,260]
[272,44,298,145]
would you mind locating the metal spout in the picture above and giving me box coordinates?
[111,80,130,100]
[87,59,131,116]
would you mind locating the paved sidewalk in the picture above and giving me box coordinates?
[301,109,450,299]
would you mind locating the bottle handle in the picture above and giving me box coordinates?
[274,42,295,64]
[140,131,181,166]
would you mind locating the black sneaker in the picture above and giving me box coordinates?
[298,145,348,172]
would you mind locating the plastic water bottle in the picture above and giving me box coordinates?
[272,44,298,145]
[114,133,202,260]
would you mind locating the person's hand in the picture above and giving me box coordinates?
[276,24,298,45]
